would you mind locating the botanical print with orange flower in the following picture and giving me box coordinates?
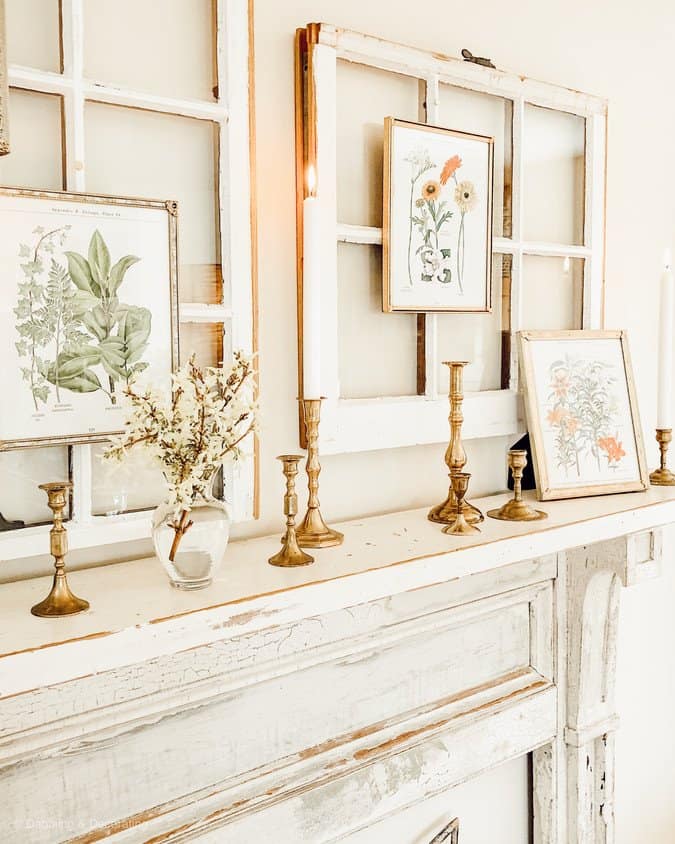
[545,356,624,476]
[404,147,479,290]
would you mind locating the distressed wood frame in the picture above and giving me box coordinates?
[295,24,607,455]
[382,117,494,314]
[519,330,649,500]
[0,0,258,562]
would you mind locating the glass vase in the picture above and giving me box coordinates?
[152,496,231,589]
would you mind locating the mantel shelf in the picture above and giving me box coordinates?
[2,485,675,699]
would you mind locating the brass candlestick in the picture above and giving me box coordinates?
[269,455,314,567]
[296,398,344,548]
[442,472,480,536]
[429,361,483,526]
[649,428,675,485]
[31,482,89,617]
[488,450,548,522]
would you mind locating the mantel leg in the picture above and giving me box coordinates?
[562,531,661,844]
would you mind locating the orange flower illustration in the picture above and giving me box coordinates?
[440,155,462,185]
[597,435,626,465]
[563,415,579,434]
[547,407,565,426]
[421,180,441,201]
[551,372,570,398]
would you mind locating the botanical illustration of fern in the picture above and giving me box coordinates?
[14,227,152,409]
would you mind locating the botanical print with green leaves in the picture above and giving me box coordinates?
[545,355,626,477]
[14,227,151,411]
[404,148,478,291]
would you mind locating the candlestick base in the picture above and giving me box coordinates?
[428,487,484,525]
[296,507,344,548]
[487,498,548,522]
[650,428,675,486]
[649,467,675,486]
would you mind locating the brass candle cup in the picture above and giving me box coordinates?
[269,455,314,567]
[649,428,675,486]
[429,361,484,526]
[296,398,344,548]
[31,482,90,618]
[488,450,548,522]
[442,472,481,536]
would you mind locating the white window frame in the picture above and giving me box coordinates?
[297,24,607,456]
[1,0,257,561]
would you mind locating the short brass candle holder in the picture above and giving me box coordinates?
[488,450,548,522]
[269,455,314,567]
[31,482,90,618]
[429,361,484,526]
[296,398,344,548]
[442,472,481,536]
[649,428,675,485]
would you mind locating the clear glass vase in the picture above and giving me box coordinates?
[152,496,231,589]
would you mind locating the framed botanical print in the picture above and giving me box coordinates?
[0,188,179,450]
[519,330,649,500]
[383,117,493,313]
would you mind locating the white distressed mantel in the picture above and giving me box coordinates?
[1,487,674,843]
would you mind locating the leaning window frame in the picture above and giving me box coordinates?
[1,0,258,561]
[295,23,607,455]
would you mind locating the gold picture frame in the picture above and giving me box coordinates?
[383,117,494,313]
[0,187,179,451]
[519,329,648,500]
[0,0,8,156]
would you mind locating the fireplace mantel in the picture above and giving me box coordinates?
[1,487,674,842]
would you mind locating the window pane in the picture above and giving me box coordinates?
[438,85,512,238]
[6,0,61,72]
[91,444,165,515]
[83,102,220,305]
[521,255,583,330]
[180,323,224,367]
[83,0,216,101]
[0,89,63,190]
[338,242,417,399]
[436,253,504,392]
[0,447,70,528]
[336,61,422,228]
[523,105,585,244]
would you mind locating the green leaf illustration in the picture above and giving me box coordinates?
[64,251,101,298]
[109,255,140,295]
[88,230,111,289]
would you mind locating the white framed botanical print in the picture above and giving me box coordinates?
[0,187,178,450]
[383,117,493,313]
[519,330,649,500]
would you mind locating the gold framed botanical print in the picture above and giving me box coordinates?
[0,187,179,450]
[383,117,494,313]
[519,330,649,500]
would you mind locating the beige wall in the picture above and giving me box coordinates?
[250,0,675,840]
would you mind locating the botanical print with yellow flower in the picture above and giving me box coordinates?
[545,356,626,477]
[404,148,477,291]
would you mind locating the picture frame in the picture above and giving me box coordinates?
[0,0,8,156]
[0,187,179,450]
[519,330,649,500]
[383,117,493,313]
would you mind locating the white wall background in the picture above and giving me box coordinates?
[250,0,675,841]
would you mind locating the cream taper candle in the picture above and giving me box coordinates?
[302,165,321,399]
[657,248,674,429]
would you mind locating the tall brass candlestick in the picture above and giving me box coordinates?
[31,482,90,617]
[269,455,314,567]
[650,428,675,485]
[296,398,344,548]
[428,361,483,525]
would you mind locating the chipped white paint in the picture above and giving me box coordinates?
[0,489,671,842]
[304,25,607,454]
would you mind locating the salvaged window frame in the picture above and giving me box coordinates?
[1,0,257,562]
[295,23,607,455]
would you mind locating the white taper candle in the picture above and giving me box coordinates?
[657,248,674,429]
[302,165,321,399]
